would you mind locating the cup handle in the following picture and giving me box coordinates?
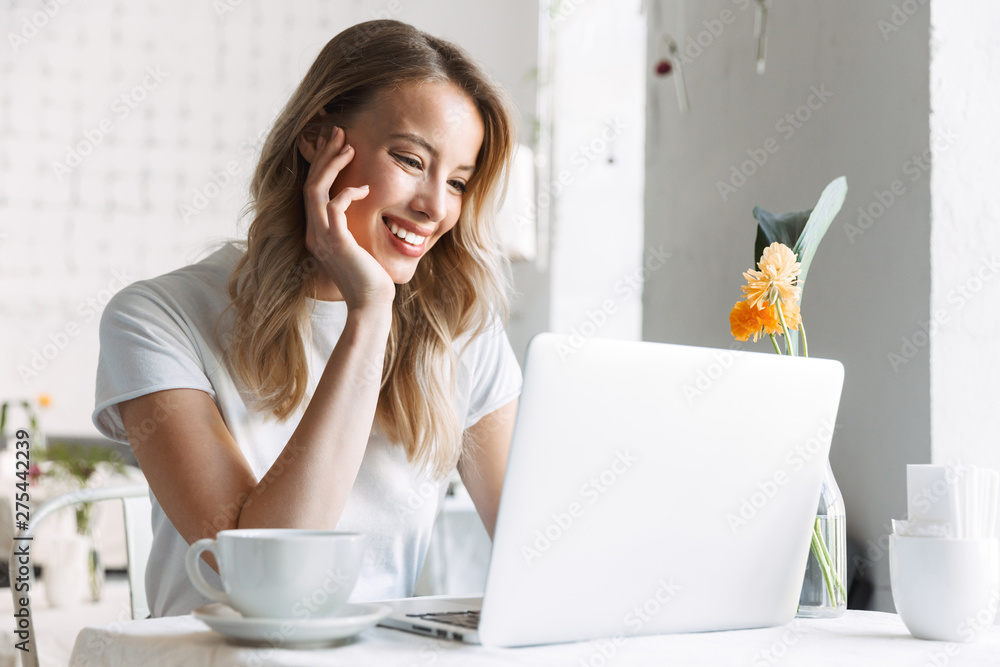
[185,538,230,605]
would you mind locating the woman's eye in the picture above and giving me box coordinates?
[393,153,465,193]
[394,154,422,169]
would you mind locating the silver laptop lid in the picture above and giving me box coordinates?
[478,334,844,647]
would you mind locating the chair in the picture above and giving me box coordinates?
[8,484,151,667]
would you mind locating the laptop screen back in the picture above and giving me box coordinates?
[478,334,845,647]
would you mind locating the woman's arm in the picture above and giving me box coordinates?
[119,304,393,569]
[117,123,400,569]
[457,397,518,540]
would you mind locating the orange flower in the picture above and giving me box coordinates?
[730,300,769,342]
[37,393,52,408]
[731,300,800,342]
[730,301,755,341]
[741,242,801,309]
[757,302,781,335]
[780,301,802,331]
[761,300,801,335]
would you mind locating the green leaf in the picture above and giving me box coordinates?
[37,440,128,487]
[792,176,848,298]
[749,176,849,357]
[753,206,812,267]
[751,177,849,299]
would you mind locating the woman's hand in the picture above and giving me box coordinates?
[300,126,396,310]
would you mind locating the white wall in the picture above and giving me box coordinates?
[546,0,647,343]
[0,0,540,434]
[506,0,648,374]
[644,0,932,611]
[930,3,1000,506]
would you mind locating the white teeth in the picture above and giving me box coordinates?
[384,218,425,246]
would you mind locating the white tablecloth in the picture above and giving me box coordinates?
[70,611,1000,666]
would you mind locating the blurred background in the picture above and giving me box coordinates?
[1,0,998,625]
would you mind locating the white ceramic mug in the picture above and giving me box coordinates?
[890,535,1000,642]
[185,529,366,618]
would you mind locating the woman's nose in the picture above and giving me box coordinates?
[411,177,448,223]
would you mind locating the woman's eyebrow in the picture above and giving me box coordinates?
[389,132,475,173]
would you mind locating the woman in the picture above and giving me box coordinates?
[92,20,522,617]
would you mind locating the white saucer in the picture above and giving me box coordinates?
[193,602,391,649]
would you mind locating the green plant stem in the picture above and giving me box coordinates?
[774,301,795,357]
[811,523,836,603]
[810,519,847,605]
[800,320,809,358]
[768,333,782,355]
[76,502,93,536]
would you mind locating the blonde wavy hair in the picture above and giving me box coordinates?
[222,20,517,479]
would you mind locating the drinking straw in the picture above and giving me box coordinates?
[900,464,1000,538]
[948,464,962,539]
[979,469,987,537]
[968,467,978,538]
[987,469,999,539]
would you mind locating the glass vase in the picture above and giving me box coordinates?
[797,459,847,618]
[76,502,105,602]
[85,529,104,602]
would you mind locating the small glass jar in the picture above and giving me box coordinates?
[797,460,847,618]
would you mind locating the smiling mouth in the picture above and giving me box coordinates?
[383,217,427,247]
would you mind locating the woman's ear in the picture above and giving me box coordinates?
[297,130,323,165]
[298,108,329,164]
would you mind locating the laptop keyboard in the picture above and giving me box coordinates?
[406,610,480,629]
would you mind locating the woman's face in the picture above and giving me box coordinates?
[322,80,485,285]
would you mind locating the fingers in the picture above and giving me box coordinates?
[301,126,369,263]
[303,127,355,199]
[306,185,368,259]
[312,127,353,182]
[328,184,370,211]
[301,185,364,270]
[326,185,370,233]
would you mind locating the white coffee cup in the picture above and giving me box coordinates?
[185,529,366,619]
[890,535,1000,642]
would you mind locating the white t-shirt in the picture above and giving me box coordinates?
[92,242,522,617]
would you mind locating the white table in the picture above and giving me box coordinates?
[70,611,1000,666]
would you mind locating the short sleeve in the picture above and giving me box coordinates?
[92,284,215,444]
[461,317,523,430]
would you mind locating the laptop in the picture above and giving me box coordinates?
[377,333,845,647]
